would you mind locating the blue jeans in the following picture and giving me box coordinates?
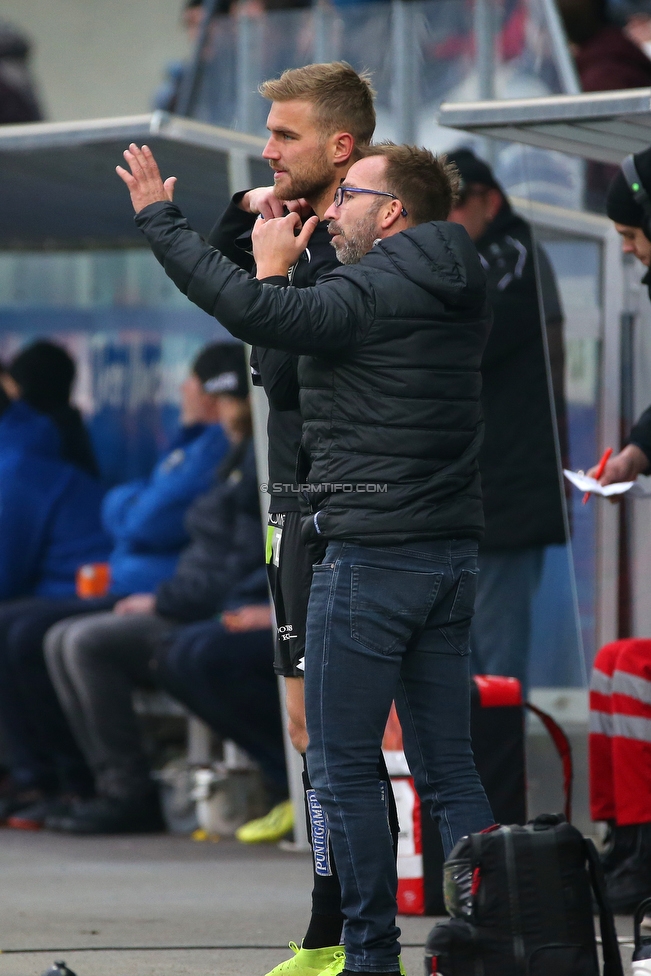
[304,539,494,973]
[470,546,545,698]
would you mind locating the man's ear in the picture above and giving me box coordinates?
[379,199,405,231]
[331,132,355,166]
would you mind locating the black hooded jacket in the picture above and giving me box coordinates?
[135,201,491,546]
[475,203,567,549]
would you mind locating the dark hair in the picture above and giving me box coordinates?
[259,62,376,146]
[557,0,607,44]
[9,340,75,410]
[359,142,460,224]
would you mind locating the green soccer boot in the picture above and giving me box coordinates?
[264,943,344,976]
[235,799,294,844]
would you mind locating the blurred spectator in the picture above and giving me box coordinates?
[447,148,567,697]
[0,23,42,125]
[0,343,231,824]
[153,0,229,114]
[40,363,285,835]
[0,388,109,602]
[558,0,651,209]
[559,0,651,88]
[3,340,99,477]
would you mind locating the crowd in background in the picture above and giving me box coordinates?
[0,339,286,836]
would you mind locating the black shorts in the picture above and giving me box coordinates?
[266,511,313,678]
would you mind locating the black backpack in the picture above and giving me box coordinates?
[424,814,624,976]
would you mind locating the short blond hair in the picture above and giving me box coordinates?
[259,62,376,145]
[360,142,461,224]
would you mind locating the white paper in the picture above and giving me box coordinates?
[563,469,651,497]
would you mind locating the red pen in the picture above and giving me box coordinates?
[583,447,613,504]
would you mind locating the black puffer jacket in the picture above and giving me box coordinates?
[135,202,491,546]
[154,438,264,622]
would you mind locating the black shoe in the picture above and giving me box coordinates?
[45,792,165,835]
[601,823,639,874]
[606,824,651,913]
[7,796,78,831]
[0,787,45,824]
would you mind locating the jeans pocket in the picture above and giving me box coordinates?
[441,569,478,655]
[350,565,443,655]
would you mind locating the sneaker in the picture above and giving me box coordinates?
[264,943,343,976]
[7,796,77,831]
[45,793,165,835]
[235,799,293,843]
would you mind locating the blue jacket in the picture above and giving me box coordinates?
[0,402,110,599]
[103,423,228,595]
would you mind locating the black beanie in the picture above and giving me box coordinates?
[445,147,502,193]
[9,340,75,410]
[193,342,249,399]
[607,146,651,233]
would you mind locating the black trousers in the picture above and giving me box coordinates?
[0,595,116,793]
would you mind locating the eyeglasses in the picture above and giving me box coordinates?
[333,185,408,218]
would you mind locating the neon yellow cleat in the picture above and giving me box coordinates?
[315,951,346,976]
[235,799,294,843]
[315,951,407,976]
[264,942,344,976]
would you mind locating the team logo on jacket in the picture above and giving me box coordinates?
[306,789,331,876]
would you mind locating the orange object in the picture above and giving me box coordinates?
[76,562,111,599]
[583,447,613,504]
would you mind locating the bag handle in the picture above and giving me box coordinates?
[585,837,624,976]
[525,701,573,822]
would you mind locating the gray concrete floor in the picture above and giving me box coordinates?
[0,829,636,976]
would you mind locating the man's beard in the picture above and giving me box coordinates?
[272,150,333,202]
[329,203,382,265]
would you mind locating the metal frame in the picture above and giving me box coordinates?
[438,88,651,164]
[512,197,624,651]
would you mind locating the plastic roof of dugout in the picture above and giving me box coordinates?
[438,87,651,163]
[0,111,267,249]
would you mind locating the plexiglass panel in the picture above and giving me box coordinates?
[0,249,232,486]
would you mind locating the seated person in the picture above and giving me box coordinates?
[0,343,232,821]
[17,356,286,834]
[2,339,99,477]
[0,387,109,602]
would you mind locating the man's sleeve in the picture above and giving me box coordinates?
[629,405,651,471]
[135,201,364,355]
[207,193,256,272]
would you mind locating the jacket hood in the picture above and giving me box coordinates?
[359,220,487,309]
[0,400,61,458]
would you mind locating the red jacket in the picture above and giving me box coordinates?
[576,25,651,91]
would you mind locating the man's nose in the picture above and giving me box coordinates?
[262,136,280,160]
[323,204,336,221]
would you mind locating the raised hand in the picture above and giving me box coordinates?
[252,211,320,279]
[116,143,177,213]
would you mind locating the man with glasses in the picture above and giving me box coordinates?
[119,139,495,976]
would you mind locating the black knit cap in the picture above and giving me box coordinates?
[445,147,502,192]
[193,342,249,399]
[9,340,75,410]
[606,146,651,232]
